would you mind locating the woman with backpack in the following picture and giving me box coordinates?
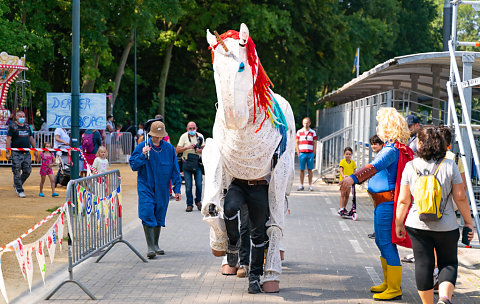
[395,126,474,304]
[82,129,102,173]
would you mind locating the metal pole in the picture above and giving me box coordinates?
[443,0,452,51]
[134,29,138,132]
[71,0,80,180]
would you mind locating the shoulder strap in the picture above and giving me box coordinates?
[432,158,445,176]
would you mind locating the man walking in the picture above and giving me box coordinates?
[176,121,204,212]
[6,111,38,198]
[296,117,317,191]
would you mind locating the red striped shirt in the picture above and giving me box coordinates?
[296,128,317,153]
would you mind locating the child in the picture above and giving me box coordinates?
[369,134,384,154]
[338,147,356,216]
[92,146,109,174]
[39,142,59,197]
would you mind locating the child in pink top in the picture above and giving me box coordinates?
[39,142,58,197]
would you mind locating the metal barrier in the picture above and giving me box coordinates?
[105,132,133,163]
[45,169,146,300]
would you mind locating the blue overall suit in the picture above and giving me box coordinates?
[130,139,182,227]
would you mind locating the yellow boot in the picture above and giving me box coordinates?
[370,257,387,293]
[373,265,402,301]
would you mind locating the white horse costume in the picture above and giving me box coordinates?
[201,24,295,287]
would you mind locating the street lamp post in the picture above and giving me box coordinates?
[71,0,80,179]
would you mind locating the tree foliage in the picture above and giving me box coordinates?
[1,0,443,141]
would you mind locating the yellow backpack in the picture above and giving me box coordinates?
[412,158,446,221]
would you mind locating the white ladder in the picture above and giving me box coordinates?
[447,0,480,247]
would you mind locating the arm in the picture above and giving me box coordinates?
[339,166,344,179]
[30,135,39,160]
[452,183,475,241]
[129,143,148,171]
[313,139,317,155]
[295,137,299,155]
[395,184,412,239]
[6,136,11,159]
[171,148,182,200]
[54,134,69,146]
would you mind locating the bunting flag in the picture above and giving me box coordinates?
[85,192,93,228]
[12,239,26,279]
[77,186,85,219]
[46,226,56,264]
[104,196,110,228]
[0,253,8,304]
[56,214,65,250]
[24,246,34,291]
[110,194,116,225]
[94,196,101,228]
[35,238,46,284]
[116,185,122,207]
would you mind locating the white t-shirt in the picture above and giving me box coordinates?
[54,128,70,149]
[92,157,109,173]
[401,157,463,231]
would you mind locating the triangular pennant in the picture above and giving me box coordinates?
[116,185,122,207]
[94,196,101,228]
[46,226,57,264]
[57,214,65,250]
[77,187,85,219]
[0,253,9,304]
[35,238,46,284]
[85,192,93,228]
[12,239,26,279]
[104,196,110,228]
[110,194,116,225]
[65,204,73,242]
[24,246,34,291]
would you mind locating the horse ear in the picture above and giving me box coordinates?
[206,29,217,47]
[239,23,249,46]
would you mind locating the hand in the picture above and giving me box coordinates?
[142,146,151,155]
[6,152,10,160]
[464,223,475,241]
[189,144,196,150]
[339,176,354,192]
[396,225,406,239]
[34,151,39,161]
[195,147,202,153]
[175,193,181,201]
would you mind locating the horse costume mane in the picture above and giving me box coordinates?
[209,30,288,155]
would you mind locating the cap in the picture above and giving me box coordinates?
[148,121,168,138]
[405,115,420,126]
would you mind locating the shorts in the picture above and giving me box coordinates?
[299,152,314,171]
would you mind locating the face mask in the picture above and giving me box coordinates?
[188,130,196,136]
[18,118,25,124]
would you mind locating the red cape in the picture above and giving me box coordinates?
[392,142,414,248]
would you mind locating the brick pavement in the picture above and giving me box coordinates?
[12,179,480,304]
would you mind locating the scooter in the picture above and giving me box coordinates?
[339,185,357,221]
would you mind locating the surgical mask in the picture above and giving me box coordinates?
[188,130,196,136]
[18,118,25,124]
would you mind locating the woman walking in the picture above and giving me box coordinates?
[395,126,474,304]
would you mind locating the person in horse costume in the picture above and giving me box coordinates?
[340,107,414,301]
[202,23,295,294]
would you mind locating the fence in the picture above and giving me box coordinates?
[45,169,146,300]
[0,131,133,165]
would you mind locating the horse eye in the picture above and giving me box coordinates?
[238,62,245,72]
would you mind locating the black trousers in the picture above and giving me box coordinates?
[406,226,460,291]
[239,200,251,266]
[224,181,268,276]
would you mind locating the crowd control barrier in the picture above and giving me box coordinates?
[45,169,146,300]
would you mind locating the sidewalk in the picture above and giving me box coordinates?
[12,172,480,304]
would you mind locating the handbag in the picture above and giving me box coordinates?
[183,153,200,172]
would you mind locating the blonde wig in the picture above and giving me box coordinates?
[376,107,410,145]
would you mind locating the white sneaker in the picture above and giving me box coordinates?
[309,186,313,191]
[18,192,26,198]
[297,185,304,191]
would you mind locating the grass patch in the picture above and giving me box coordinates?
[46,206,60,213]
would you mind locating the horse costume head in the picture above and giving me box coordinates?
[207,23,278,132]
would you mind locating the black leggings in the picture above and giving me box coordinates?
[406,227,460,291]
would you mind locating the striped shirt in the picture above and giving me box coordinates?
[296,128,317,153]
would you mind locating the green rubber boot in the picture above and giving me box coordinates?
[153,226,165,255]
[142,225,156,259]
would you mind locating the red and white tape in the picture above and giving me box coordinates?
[0,201,69,254]
[0,147,80,152]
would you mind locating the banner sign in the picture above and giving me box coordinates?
[46,93,106,129]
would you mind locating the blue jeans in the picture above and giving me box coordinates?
[184,166,203,206]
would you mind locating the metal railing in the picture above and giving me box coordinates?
[0,131,134,165]
[45,170,146,300]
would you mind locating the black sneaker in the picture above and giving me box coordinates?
[227,252,238,267]
[368,232,375,239]
[248,277,263,294]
